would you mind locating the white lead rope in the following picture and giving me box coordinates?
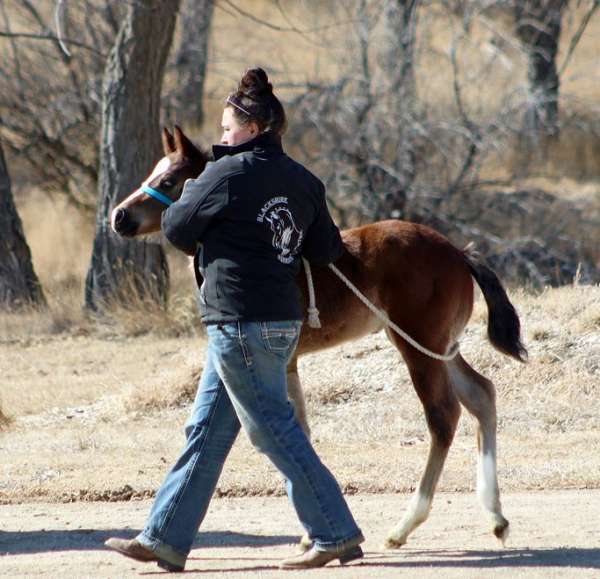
[302,258,459,362]
[302,258,322,329]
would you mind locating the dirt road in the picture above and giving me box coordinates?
[1,490,598,578]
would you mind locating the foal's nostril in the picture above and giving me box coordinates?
[114,208,127,226]
[112,207,138,237]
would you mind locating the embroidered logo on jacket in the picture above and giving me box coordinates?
[257,197,304,264]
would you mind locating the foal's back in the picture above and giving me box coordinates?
[296,220,474,357]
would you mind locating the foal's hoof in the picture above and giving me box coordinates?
[493,517,510,546]
[383,534,407,550]
[298,533,313,553]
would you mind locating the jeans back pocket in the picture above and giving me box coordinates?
[260,321,301,355]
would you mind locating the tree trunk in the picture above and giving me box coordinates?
[380,0,419,110]
[0,141,45,310]
[85,0,180,312]
[515,0,567,138]
[171,0,214,128]
[373,0,419,220]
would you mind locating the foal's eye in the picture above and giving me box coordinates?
[162,179,174,189]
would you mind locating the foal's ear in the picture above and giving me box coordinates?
[162,127,176,154]
[174,125,198,158]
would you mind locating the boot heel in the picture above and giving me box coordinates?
[339,545,363,564]
[157,558,184,572]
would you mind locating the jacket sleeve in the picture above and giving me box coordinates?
[301,185,345,266]
[161,163,229,255]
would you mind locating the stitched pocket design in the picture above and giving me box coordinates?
[261,323,299,354]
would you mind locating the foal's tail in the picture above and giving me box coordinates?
[463,246,528,362]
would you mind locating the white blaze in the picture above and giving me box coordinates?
[110,156,172,232]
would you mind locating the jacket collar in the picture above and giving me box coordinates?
[212,131,283,161]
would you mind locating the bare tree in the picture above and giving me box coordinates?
[282,0,598,287]
[85,0,180,312]
[167,0,214,128]
[0,0,214,211]
[286,0,423,224]
[0,0,119,212]
[514,0,568,138]
[0,139,45,309]
[372,0,420,219]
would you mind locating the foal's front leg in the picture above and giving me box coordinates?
[286,355,313,552]
[286,356,311,439]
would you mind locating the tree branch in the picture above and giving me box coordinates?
[54,0,71,57]
[0,30,106,56]
[220,0,354,35]
[558,0,599,76]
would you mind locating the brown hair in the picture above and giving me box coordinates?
[226,68,287,135]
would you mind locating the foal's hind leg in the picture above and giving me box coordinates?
[447,354,509,543]
[385,352,461,548]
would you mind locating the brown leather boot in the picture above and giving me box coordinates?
[104,538,158,562]
[105,538,185,572]
[279,545,363,569]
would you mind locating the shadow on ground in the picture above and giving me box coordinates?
[2,531,598,572]
[361,548,600,570]
[0,529,299,555]
[135,548,600,576]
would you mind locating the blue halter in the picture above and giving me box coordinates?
[142,185,174,207]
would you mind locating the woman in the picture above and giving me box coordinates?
[105,68,364,572]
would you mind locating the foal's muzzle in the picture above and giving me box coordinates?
[111,207,138,237]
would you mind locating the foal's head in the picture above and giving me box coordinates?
[111,126,210,237]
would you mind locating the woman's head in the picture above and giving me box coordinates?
[221,68,287,146]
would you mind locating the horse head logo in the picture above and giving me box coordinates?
[265,206,303,262]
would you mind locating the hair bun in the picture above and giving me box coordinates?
[238,67,273,100]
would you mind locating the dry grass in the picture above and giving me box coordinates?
[2,190,201,345]
[1,282,599,503]
[470,284,600,432]
[303,284,600,443]
[3,192,599,435]
[123,364,203,413]
[0,193,205,419]
[0,401,12,430]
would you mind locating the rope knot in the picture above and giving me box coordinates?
[307,306,321,329]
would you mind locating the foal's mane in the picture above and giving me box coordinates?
[188,141,212,170]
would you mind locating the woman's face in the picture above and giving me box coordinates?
[221,107,258,146]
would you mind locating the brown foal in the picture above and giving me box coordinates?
[112,126,527,549]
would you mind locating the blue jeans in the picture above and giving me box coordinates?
[137,320,363,569]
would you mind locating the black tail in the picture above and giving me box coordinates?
[464,248,528,362]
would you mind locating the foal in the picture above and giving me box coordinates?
[112,126,527,549]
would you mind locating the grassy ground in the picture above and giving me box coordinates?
[1,281,599,503]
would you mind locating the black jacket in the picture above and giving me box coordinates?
[161,132,344,324]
